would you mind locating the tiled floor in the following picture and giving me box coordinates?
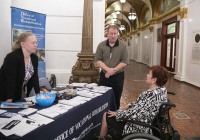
[121,60,200,140]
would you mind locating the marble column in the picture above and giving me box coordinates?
[69,0,99,83]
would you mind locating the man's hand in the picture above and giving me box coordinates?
[105,72,110,78]
[105,68,116,78]
[106,67,115,75]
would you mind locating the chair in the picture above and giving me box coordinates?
[105,102,180,140]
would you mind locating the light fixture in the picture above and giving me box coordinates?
[128,7,136,20]
[115,10,120,14]
[119,25,125,30]
[120,0,126,3]
[128,13,136,20]
[119,0,125,31]
[113,17,117,21]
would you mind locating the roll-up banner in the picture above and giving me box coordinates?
[11,7,46,78]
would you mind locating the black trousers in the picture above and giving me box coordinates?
[99,71,124,110]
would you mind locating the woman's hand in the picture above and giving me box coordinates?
[107,110,117,117]
[6,99,12,102]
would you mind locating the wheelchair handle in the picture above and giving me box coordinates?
[161,102,176,108]
[167,90,175,95]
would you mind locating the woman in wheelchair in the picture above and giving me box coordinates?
[99,65,168,140]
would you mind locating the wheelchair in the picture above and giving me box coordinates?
[104,101,180,140]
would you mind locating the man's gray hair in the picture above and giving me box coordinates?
[107,25,119,32]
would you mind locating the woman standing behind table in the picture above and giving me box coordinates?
[0,32,40,102]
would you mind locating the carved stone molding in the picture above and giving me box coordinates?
[69,53,99,83]
[179,7,188,19]
[149,25,154,32]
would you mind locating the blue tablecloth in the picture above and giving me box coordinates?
[0,89,117,140]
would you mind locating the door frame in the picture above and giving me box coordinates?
[161,16,177,72]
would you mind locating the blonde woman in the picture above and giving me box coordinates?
[0,32,40,102]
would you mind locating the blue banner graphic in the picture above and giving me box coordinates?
[11,7,46,78]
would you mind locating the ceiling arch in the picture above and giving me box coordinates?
[105,0,180,37]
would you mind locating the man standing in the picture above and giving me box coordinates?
[95,25,129,109]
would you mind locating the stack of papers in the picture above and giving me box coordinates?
[28,114,54,125]
[37,109,60,118]
[92,86,112,93]
[78,92,98,98]
[85,83,98,88]
[77,90,101,98]
[18,108,38,116]
[0,118,10,127]
[70,82,87,88]
[0,112,18,118]
[0,109,7,114]
[47,104,73,114]
[36,103,74,118]
[58,99,86,106]
[0,115,39,137]
[72,96,91,101]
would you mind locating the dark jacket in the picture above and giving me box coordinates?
[0,49,40,101]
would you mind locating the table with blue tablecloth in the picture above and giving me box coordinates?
[0,89,117,140]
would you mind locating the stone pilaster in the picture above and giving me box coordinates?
[69,0,99,83]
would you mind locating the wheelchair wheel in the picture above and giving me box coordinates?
[122,133,161,140]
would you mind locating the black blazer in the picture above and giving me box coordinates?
[0,49,40,101]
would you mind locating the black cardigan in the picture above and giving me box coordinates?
[0,49,40,101]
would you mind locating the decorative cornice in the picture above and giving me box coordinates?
[130,32,135,35]
[157,6,180,22]
[150,18,158,24]
[126,33,131,38]
[178,7,188,19]
[139,23,150,31]
[133,6,180,34]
